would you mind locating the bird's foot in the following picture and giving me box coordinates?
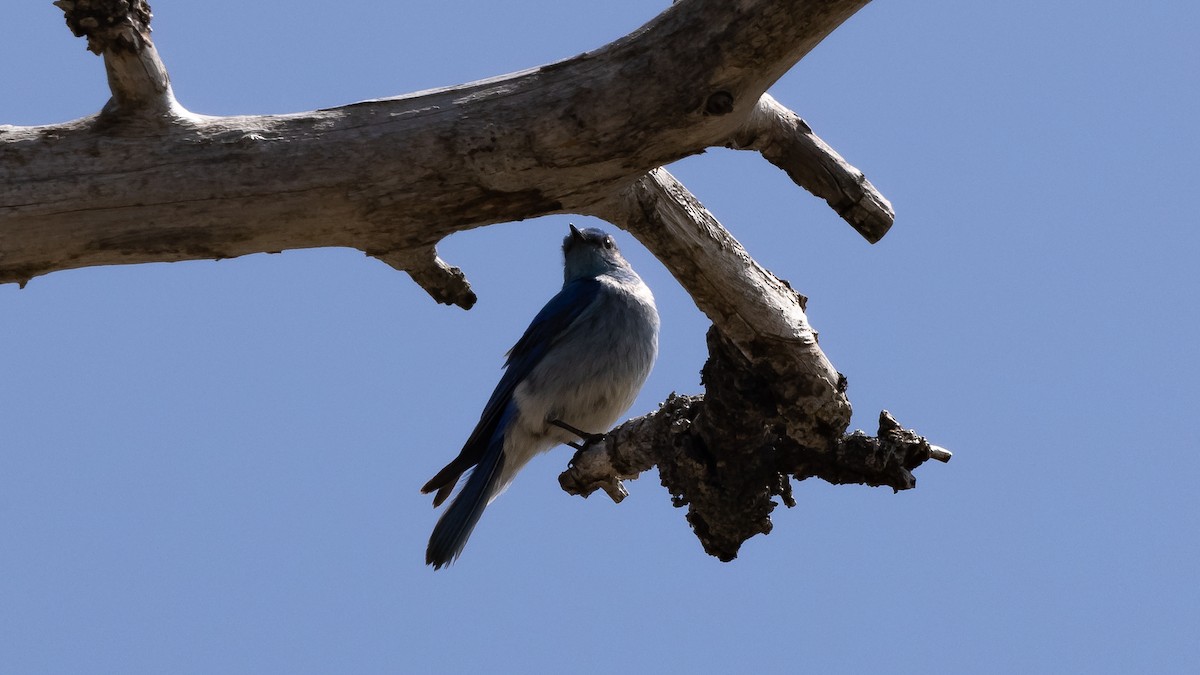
[550,419,606,449]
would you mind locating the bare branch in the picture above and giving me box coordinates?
[4,0,953,561]
[591,168,846,448]
[55,0,174,115]
[3,0,880,286]
[559,394,696,503]
[729,94,894,242]
[372,247,477,309]
[571,171,948,559]
[561,342,953,560]
[563,403,952,505]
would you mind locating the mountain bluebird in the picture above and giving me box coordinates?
[422,224,660,569]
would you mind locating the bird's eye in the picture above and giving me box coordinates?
[604,238,614,249]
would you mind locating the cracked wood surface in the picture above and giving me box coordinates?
[1,0,949,560]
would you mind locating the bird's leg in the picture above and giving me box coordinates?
[550,419,606,450]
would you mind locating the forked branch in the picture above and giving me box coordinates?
[1,0,949,560]
[2,0,886,291]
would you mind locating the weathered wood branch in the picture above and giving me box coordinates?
[54,1,171,112]
[560,394,950,560]
[1,0,950,560]
[569,170,946,559]
[730,93,894,243]
[374,246,478,309]
[1,0,886,292]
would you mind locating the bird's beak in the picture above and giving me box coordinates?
[569,223,585,242]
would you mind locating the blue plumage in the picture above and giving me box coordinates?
[422,225,660,568]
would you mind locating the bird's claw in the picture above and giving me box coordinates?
[551,419,606,449]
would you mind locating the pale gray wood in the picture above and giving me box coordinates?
[1,0,949,559]
[2,0,886,304]
[566,171,947,558]
[731,94,895,243]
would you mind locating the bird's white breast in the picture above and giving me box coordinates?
[499,273,659,490]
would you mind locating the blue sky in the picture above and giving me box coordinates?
[2,1,1198,672]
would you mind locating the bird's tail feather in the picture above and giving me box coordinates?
[426,423,509,569]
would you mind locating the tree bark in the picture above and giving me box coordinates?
[2,0,889,296]
[1,0,949,560]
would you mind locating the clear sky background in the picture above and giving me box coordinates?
[2,1,1198,672]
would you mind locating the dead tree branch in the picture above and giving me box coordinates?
[574,170,947,559]
[1,0,949,560]
[730,93,894,243]
[2,0,886,291]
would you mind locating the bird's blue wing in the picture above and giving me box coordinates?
[420,278,602,504]
[504,277,602,377]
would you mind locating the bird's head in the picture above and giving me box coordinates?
[562,224,631,282]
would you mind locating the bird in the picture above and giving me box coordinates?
[421,224,660,569]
